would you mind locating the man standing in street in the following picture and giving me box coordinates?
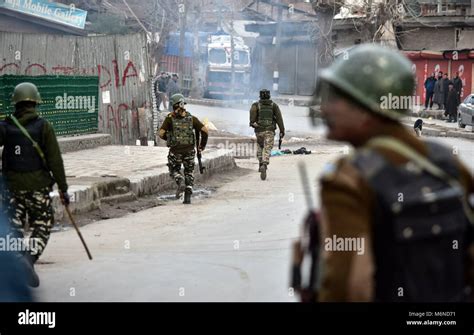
[154,72,168,111]
[249,89,285,180]
[453,71,463,106]
[166,74,182,112]
[442,73,452,112]
[423,72,436,109]
[445,82,458,123]
[433,71,444,110]
[158,94,208,204]
[295,44,474,302]
[0,82,69,287]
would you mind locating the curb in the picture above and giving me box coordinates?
[52,149,236,220]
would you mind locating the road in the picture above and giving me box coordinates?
[35,103,474,302]
[188,103,318,138]
[35,147,340,302]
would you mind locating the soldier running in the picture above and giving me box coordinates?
[158,94,208,204]
[249,89,285,180]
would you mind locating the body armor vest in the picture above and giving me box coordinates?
[257,100,275,131]
[352,141,471,302]
[2,117,46,173]
[168,113,195,147]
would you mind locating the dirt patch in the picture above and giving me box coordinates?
[53,166,253,231]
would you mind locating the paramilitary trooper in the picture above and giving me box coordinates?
[0,82,69,287]
[293,44,474,302]
[249,89,285,180]
[158,94,208,204]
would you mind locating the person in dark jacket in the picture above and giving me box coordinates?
[442,73,452,110]
[445,83,458,123]
[433,72,444,110]
[453,71,463,106]
[0,82,69,287]
[423,72,436,109]
[154,72,168,111]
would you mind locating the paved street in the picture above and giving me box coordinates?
[36,149,338,302]
[35,102,474,302]
[188,103,317,138]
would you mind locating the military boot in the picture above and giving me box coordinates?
[260,163,267,180]
[183,187,192,204]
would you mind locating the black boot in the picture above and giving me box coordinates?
[20,253,40,287]
[260,163,267,180]
[258,162,263,172]
[183,188,192,204]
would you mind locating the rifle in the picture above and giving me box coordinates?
[278,133,283,150]
[291,161,321,302]
[195,129,206,174]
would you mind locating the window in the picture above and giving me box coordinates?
[209,49,226,64]
[233,51,249,65]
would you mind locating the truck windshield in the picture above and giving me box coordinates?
[209,49,226,64]
[234,51,249,65]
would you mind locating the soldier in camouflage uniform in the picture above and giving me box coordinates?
[0,83,69,287]
[249,89,285,180]
[158,94,208,204]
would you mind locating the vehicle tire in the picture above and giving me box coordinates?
[458,114,466,128]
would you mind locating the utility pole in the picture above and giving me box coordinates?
[179,0,187,90]
[273,4,283,95]
[230,3,235,100]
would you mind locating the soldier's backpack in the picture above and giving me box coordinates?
[352,136,474,302]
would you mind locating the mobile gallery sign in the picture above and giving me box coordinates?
[0,0,87,29]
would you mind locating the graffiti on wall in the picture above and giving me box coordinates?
[0,32,152,144]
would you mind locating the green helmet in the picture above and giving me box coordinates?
[318,44,415,120]
[170,93,186,108]
[12,82,42,105]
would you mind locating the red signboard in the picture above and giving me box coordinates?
[451,61,472,101]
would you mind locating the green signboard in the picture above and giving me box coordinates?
[0,75,99,136]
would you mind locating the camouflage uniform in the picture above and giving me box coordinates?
[167,149,196,189]
[256,130,275,165]
[6,187,53,258]
[249,99,285,166]
[158,96,208,204]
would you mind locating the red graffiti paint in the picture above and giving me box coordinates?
[51,66,77,75]
[122,61,139,86]
[0,63,20,73]
[24,63,47,75]
[112,60,120,88]
[98,64,112,89]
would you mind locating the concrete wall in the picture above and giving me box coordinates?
[0,32,153,145]
[399,27,456,50]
